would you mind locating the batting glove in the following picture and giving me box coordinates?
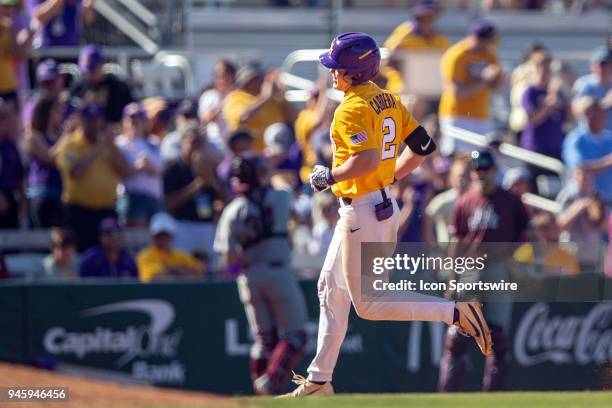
[309,165,336,192]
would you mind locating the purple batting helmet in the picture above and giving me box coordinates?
[319,32,381,85]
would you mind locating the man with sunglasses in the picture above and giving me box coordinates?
[438,150,530,392]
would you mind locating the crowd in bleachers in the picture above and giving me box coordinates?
[0,0,611,281]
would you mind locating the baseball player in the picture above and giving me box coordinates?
[213,155,308,395]
[282,32,492,397]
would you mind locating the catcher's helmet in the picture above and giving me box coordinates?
[230,154,267,191]
[319,32,381,85]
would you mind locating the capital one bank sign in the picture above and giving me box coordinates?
[42,299,185,384]
[514,302,612,367]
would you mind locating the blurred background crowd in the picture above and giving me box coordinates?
[0,0,611,282]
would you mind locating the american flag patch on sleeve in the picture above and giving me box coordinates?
[349,131,368,145]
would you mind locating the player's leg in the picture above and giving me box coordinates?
[340,197,492,355]
[236,275,277,393]
[255,270,308,395]
[340,199,455,323]
[280,223,349,397]
[437,325,471,392]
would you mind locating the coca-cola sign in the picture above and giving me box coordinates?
[514,302,612,366]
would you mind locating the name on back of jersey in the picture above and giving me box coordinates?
[369,92,397,115]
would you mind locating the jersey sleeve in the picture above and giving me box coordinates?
[399,98,420,140]
[440,49,463,83]
[334,103,377,155]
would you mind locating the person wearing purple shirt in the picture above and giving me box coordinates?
[23,59,64,126]
[521,53,568,159]
[25,93,65,227]
[0,98,25,229]
[79,217,138,278]
[27,0,95,47]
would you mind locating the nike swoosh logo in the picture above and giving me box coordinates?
[350,228,361,233]
[421,139,432,151]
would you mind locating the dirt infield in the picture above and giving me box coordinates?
[0,362,227,408]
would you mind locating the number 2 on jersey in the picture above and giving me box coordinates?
[381,117,397,160]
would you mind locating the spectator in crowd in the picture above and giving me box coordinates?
[513,211,580,276]
[383,0,449,99]
[223,63,296,152]
[22,59,64,125]
[0,0,36,112]
[556,167,606,270]
[521,52,569,177]
[294,85,327,184]
[55,103,130,251]
[0,98,25,229]
[143,97,172,144]
[199,59,236,151]
[264,122,302,190]
[0,251,9,279]
[509,44,549,138]
[70,45,134,123]
[161,99,201,164]
[217,129,255,188]
[27,0,95,47]
[502,167,531,196]
[438,19,504,156]
[605,216,612,277]
[163,123,227,258]
[439,150,530,392]
[572,46,612,132]
[308,191,339,256]
[79,217,138,278]
[115,103,163,227]
[563,97,612,206]
[137,212,204,282]
[25,93,65,227]
[42,227,77,278]
[424,154,470,245]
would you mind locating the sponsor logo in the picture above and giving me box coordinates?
[224,319,364,356]
[514,302,612,366]
[43,299,185,385]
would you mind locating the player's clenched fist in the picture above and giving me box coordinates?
[309,165,336,192]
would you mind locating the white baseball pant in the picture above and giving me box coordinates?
[307,187,455,382]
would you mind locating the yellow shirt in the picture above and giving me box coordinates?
[331,81,420,199]
[438,39,498,120]
[137,245,204,283]
[223,90,285,152]
[384,22,450,52]
[54,129,120,209]
[295,108,319,183]
[513,244,579,276]
[0,18,17,94]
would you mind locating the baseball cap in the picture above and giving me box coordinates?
[99,218,123,235]
[79,102,103,118]
[502,167,531,190]
[228,129,254,151]
[470,150,496,170]
[176,99,198,118]
[264,123,294,155]
[235,63,265,88]
[470,18,496,39]
[590,45,612,64]
[36,59,60,83]
[412,0,440,17]
[122,102,147,119]
[150,212,177,236]
[79,45,104,72]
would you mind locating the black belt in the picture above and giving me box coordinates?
[338,188,388,207]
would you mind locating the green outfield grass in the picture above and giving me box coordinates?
[243,392,611,408]
[145,391,612,408]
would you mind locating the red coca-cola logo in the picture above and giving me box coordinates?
[514,303,612,366]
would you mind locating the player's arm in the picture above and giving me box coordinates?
[394,103,436,181]
[331,149,379,183]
